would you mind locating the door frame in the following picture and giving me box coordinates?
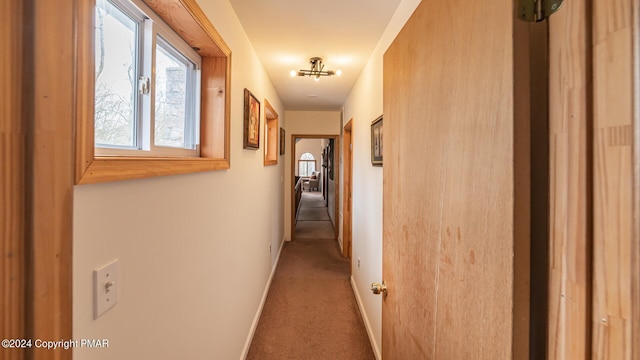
[290,134,340,241]
[2,0,75,359]
[2,0,27,356]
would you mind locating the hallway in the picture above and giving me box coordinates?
[247,192,374,359]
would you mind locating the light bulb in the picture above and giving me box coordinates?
[290,70,296,77]
[336,69,342,76]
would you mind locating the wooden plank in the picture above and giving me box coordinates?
[1,0,26,359]
[547,1,592,358]
[27,0,75,358]
[200,57,228,160]
[382,0,526,358]
[75,0,95,183]
[592,0,634,358]
[513,16,532,357]
[633,1,640,358]
[143,0,229,57]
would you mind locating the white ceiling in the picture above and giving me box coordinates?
[229,0,402,111]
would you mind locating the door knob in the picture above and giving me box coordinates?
[371,281,387,296]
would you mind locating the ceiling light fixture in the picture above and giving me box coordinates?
[294,57,340,80]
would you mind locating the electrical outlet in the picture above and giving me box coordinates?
[93,259,119,319]
[358,257,361,268]
[269,243,272,253]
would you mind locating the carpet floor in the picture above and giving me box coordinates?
[246,192,375,360]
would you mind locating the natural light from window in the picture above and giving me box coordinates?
[94,0,201,156]
[298,152,315,176]
[94,0,138,147]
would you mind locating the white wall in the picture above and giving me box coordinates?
[283,111,340,241]
[73,1,285,359]
[341,0,421,358]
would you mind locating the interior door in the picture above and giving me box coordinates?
[382,0,532,358]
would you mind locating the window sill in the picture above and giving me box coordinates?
[76,157,230,184]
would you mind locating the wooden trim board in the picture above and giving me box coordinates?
[547,1,593,358]
[25,0,75,358]
[1,1,26,358]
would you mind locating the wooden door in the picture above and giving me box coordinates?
[382,0,531,358]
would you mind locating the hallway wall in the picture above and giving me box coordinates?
[340,0,421,357]
[72,1,285,359]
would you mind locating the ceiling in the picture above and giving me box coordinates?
[229,0,402,111]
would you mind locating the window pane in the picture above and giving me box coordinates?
[298,160,315,176]
[94,0,138,147]
[155,39,193,149]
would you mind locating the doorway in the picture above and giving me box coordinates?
[290,135,339,241]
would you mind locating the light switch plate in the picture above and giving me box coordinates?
[93,259,119,319]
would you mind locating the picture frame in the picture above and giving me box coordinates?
[243,88,260,149]
[371,115,383,166]
[279,127,285,155]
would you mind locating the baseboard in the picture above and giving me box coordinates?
[350,276,381,360]
[240,237,285,360]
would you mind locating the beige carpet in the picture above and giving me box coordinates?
[247,192,375,360]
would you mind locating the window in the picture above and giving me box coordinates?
[263,99,278,166]
[76,0,231,184]
[298,153,316,176]
[94,0,200,156]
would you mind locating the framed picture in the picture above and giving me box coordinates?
[371,115,383,166]
[243,88,260,149]
[279,127,285,155]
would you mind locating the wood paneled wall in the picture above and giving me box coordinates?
[592,0,635,358]
[548,1,592,358]
[549,0,638,358]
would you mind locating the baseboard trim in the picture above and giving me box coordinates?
[350,276,381,360]
[240,237,285,360]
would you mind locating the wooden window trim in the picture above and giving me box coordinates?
[263,99,278,166]
[76,0,231,185]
